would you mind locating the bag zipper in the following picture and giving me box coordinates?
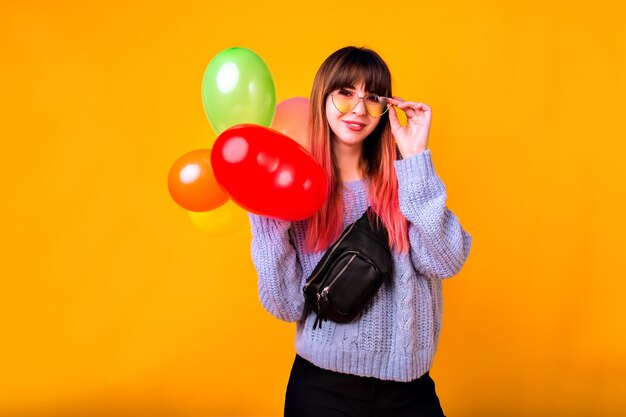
[319,251,358,299]
[312,252,360,330]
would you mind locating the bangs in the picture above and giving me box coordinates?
[326,49,391,97]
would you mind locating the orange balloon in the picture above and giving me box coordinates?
[271,97,309,148]
[168,149,228,212]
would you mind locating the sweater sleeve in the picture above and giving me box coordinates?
[247,212,305,322]
[394,150,473,279]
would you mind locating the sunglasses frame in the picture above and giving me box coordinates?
[329,89,390,118]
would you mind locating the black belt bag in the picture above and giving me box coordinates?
[301,207,392,329]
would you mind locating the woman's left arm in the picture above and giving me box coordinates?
[394,150,473,279]
[388,98,472,278]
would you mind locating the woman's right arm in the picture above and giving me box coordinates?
[248,213,305,322]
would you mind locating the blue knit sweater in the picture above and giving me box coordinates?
[247,149,472,382]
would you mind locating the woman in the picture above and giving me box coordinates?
[248,46,472,417]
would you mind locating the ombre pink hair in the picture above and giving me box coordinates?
[304,46,409,254]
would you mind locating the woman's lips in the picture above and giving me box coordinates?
[342,120,366,131]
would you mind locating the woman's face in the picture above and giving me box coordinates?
[325,80,382,149]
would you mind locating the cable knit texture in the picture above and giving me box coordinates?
[247,149,472,382]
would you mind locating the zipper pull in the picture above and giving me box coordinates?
[312,289,331,331]
[313,314,325,330]
[321,287,329,298]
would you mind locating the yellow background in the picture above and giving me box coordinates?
[1,1,625,416]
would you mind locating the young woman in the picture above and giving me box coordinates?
[248,46,472,417]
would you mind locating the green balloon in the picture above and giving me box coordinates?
[201,47,276,135]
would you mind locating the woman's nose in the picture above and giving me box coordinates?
[352,98,367,115]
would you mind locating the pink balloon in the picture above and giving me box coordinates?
[271,97,309,148]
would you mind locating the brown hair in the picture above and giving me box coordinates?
[305,46,409,253]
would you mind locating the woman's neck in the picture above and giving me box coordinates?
[333,141,365,182]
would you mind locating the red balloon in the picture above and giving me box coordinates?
[211,124,328,221]
[168,149,229,212]
[271,97,309,148]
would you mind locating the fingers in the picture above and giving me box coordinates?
[386,97,405,105]
[387,97,431,114]
[387,103,401,134]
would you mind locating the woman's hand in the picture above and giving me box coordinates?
[387,97,432,158]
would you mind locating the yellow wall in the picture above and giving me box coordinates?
[1,1,625,416]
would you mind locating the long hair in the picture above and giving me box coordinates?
[305,46,409,253]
